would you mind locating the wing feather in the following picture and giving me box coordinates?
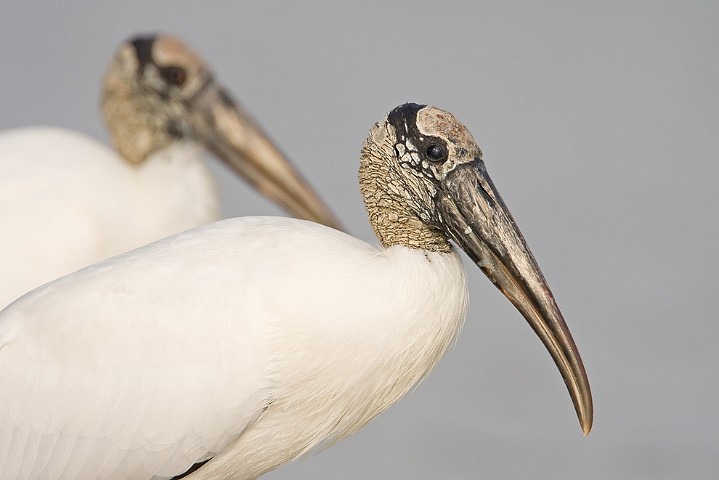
[0,217,380,479]
[0,218,305,479]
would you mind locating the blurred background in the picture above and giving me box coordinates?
[1,1,717,478]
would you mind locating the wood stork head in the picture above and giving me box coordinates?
[101,33,341,229]
[360,103,593,435]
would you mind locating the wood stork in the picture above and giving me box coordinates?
[0,34,340,309]
[0,104,592,479]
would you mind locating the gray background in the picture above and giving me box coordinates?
[1,2,717,479]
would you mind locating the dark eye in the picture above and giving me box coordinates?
[425,143,446,162]
[159,66,188,87]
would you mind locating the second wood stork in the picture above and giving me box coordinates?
[0,103,592,479]
[0,34,340,309]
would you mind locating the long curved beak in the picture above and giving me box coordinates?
[437,159,593,435]
[189,81,343,230]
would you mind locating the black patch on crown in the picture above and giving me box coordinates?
[387,103,449,182]
[131,35,157,73]
[388,103,425,130]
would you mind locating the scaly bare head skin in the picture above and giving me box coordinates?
[360,106,481,252]
[101,34,342,229]
[101,35,207,164]
[360,103,593,434]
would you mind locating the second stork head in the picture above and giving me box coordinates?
[101,33,341,229]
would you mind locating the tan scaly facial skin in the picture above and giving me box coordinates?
[101,34,342,230]
[362,103,593,434]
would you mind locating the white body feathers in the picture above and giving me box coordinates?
[0,127,219,309]
[0,216,467,479]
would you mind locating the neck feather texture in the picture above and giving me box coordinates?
[358,121,452,253]
[101,73,175,165]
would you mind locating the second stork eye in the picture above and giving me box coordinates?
[159,66,188,87]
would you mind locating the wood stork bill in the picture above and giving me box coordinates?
[0,103,592,479]
[0,33,340,309]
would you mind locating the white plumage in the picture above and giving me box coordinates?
[0,129,217,309]
[0,104,591,479]
[0,217,466,479]
[0,34,339,309]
